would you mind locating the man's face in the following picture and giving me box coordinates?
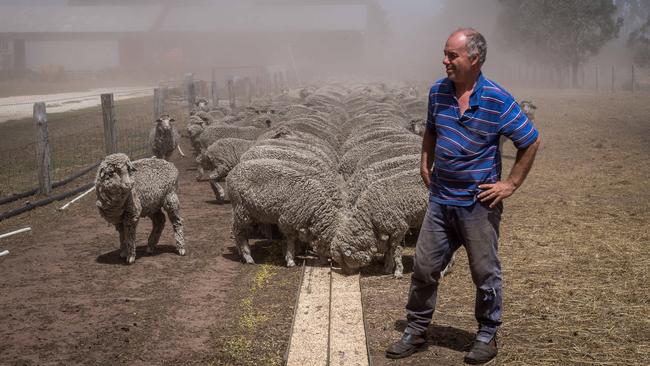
[443,32,477,84]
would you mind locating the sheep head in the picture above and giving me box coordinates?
[330,210,377,274]
[155,114,175,133]
[95,153,137,205]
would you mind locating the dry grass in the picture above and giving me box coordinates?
[361,89,650,365]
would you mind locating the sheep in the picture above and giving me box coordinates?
[198,124,265,149]
[95,153,186,264]
[196,138,255,202]
[227,158,343,267]
[331,168,428,277]
[149,114,184,160]
[518,100,537,122]
[338,140,421,178]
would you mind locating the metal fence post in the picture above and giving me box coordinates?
[101,93,117,155]
[33,102,51,195]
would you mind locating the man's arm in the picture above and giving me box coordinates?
[420,127,436,188]
[477,136,541,207]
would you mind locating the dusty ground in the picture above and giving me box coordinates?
[362,89,650,365]
[1,89,648,365]
[0,136,300,365]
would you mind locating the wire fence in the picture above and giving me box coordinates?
[0,67,292,208]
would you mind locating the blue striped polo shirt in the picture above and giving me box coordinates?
[426,73,539,206]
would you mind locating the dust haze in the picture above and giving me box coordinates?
[0,0,646,89]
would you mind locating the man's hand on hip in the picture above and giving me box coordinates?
[477,181,516,208]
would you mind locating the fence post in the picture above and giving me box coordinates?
[33,102,51,196]
[227,77,236,109]
[185,73,195,112]
[244,77,253,104]
[101,93,117,156]
[153,87,164,119]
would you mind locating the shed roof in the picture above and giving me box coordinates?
[0,4,367,34]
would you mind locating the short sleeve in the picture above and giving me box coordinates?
[425,86,436,132]
[498,98,539,149]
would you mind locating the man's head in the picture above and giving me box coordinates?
[443,28,487,85]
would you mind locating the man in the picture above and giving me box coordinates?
[385,28,540,364]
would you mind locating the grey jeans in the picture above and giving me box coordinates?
[405,200,503,343]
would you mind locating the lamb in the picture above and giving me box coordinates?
[149,114,184,160]
[227,158,343,267]
[95,153,186,264]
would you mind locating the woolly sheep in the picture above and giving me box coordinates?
[196,138,255,202]
[227,158,343,267]
[95,154,186,264]
[198,124,265,149]
[331,168,427,277]
[149,114,183,160]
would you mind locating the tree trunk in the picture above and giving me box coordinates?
[571,60,579,88]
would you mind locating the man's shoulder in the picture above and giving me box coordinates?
[429,78,452,95]
[479,76,516,105]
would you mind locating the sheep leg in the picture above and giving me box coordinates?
[123,220,138,264]
[116,223,127,258]
[284,237,296,268]
[232,208,254,264]
[209,180,228,203]
[383,233,405,278]
[234,232,254,264]
[147,210,166,255]
[163,193,186,256]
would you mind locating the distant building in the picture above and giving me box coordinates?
[0,0,387,80]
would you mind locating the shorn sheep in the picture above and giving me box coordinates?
[149,114,184,160]
[95,153,186,264]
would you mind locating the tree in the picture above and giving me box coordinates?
[497,0,622,87]
[621,0,650,66]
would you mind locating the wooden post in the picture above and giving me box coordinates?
[611,65,615,93]
[33,102,51,196]
[227,77,236,109]
[211,67,218,107]
[185,73,195,111]
[273,72,279,94]
[244,77,253,104]
[153,87,164,119]
[101,93,117,155]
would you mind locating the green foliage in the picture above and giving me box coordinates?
[497,0,622,83]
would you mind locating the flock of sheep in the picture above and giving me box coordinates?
[94,82,445,277]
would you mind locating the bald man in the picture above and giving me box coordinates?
[386,28,540,364]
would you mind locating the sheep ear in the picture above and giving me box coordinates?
[169,118,175,122]
[155,118,162,123]
[126,162,137,173]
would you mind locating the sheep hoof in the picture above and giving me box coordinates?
[286,259,296,267]
[126,256,135,264]
[242,255,255,264]
[177,248,186,256]
[393,270,404,278]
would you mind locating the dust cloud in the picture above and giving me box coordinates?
[0,0,645,89]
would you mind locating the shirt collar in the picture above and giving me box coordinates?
[469,72,488,107]
[448,72,487,107]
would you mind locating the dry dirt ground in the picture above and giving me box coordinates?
[1,89,648,366]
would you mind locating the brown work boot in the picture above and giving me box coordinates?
[464,337,497,364]
[385,332,427,359]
